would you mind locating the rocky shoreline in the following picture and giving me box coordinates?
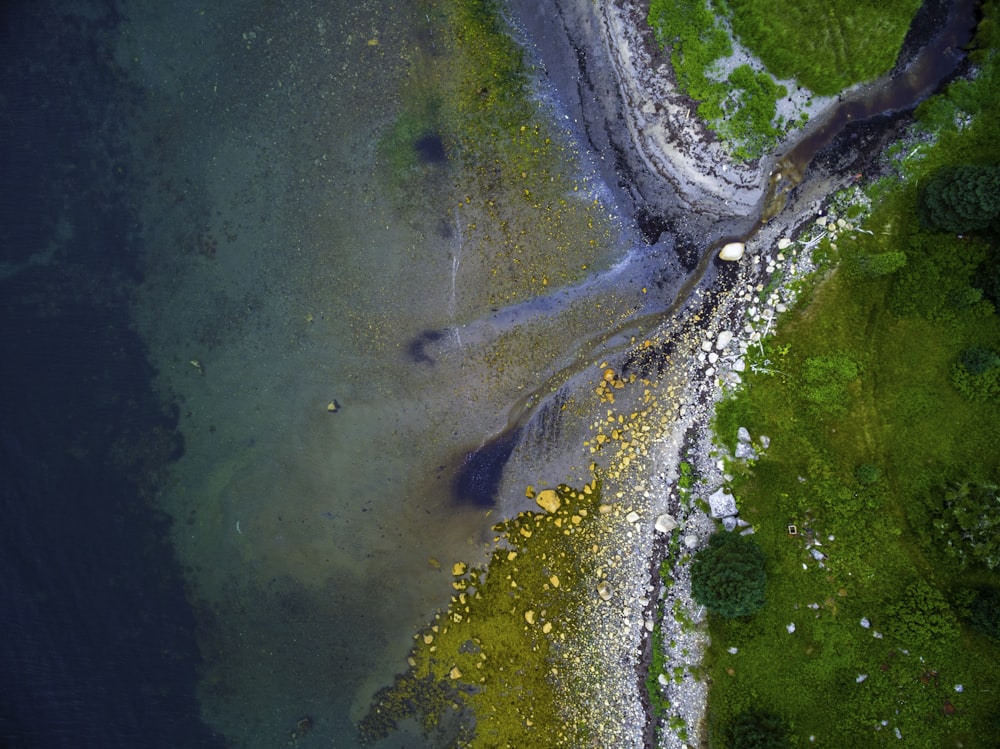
[526,2,945,748]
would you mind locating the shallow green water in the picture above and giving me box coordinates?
[121,0,637,744]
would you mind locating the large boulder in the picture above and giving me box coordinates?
[708,487,738,519]
[719,242,745,261]
[655,513,678,533]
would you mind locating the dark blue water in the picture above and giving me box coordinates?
[0,2,219,746]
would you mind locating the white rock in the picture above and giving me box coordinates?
[716,330,733,350]
[708,352,718,364]
[597,581,613,601]
[778,237,793,250]
[727,646,739,654]
[701,340,713,352]
[658,673,669,686]
[708,487,738,518]
[732,358,746,372]
[856,674,868,683]
[860,617,871,628]
[684,534,698,549]
[786,622,796,633]
[719,242,745,261]
[626,510,640,523]
[654,513,678,533]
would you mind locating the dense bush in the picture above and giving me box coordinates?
[933,481,1000,568]
[691,531,767,618]
[920,164,1000,234]
[725,0,921,94]
[847,250,907,278]
[969,588,1000,639]
[728,710,791,749]
[647,0,788,159]
[885,579,960,652]
[799,353,859,416]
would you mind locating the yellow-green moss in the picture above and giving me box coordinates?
[359,479,604,747]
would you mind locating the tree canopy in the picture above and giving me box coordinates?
[920,164,1000,233]
[691,531,767,618]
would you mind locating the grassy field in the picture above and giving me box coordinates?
[705,3,1000,745]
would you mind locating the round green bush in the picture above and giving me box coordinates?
[691,531,767,618]
[920,164,1000,233]
[729,709,791,749]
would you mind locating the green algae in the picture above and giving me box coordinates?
[374,0,615,315]
[358,479,604,747]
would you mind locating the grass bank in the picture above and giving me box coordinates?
[647,0,922,159]
[705,3,1000,744]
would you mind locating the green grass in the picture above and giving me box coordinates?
[706,5,1000,744]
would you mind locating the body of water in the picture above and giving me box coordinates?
[2,0,645,745]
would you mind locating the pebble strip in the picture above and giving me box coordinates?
[559,201,842,748]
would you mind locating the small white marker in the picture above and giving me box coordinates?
[236,520,242,535]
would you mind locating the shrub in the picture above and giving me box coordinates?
[934,481,1000,568]
[951,360,1000,400]
[691,531,767,618]
[960,346,1000,375]
[799,353,860,416]
[920,164,1000,233]
[728,709,791,749]
[848,250,907,278]
[885,579,960,652]
[854,463,882,485]
[969,588,1000,639]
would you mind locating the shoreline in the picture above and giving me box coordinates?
[554,3,927,746]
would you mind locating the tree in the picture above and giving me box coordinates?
[728,709,791,749]
[691,531,767,618]
[920,164,1000,233]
